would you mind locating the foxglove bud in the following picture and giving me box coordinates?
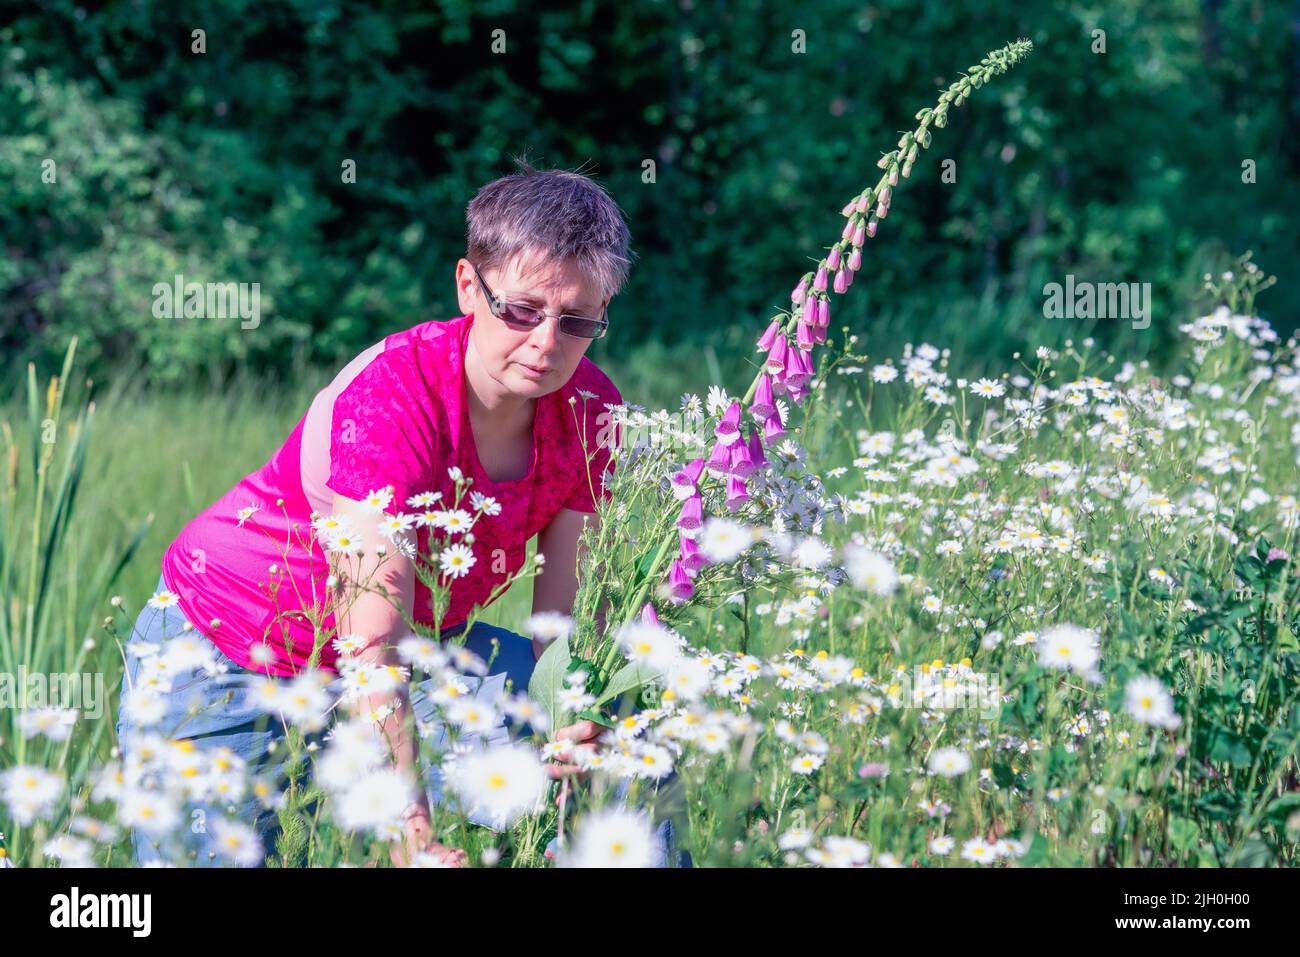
[813,265,829,292]
[848,248,862,271]
[791,278,808,305]
[827,247,841,270]
[757,317,782,352]
[833,268,849,294]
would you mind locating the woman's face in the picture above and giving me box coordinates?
[456,252,608,401]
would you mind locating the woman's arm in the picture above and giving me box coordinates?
[329,491,450,864]
[532,506,608,778]
[531,506,604,659]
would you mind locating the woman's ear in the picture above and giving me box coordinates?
[454,259,477,316]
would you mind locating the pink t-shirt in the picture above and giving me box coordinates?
[161,311,622,676]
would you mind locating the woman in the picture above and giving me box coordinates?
[114,163,672,866]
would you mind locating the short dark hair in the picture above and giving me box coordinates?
[466,156,635,302]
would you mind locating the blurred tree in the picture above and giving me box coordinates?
[1,0,1296,386]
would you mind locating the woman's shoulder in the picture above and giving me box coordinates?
[322,315,466,401]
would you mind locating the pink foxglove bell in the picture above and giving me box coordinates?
[677,493,703,532]
[747,428,768,471]
[715,400,743,446]
[725,475,750,511]
[766,334,789,377]
[705,435,732,474]
[667,559,694,603]
[785,347,813,389]
[728,439,755,478]
[750,374,776,421]
[796,316,814,351]
[764,404,786,442]
[671,456,706,500]
[679,533,707,574]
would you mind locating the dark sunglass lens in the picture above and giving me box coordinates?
[500,303,544,327]
[561,316,606,338]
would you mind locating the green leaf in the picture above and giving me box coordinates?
[1235,837,1274,867]
[1263,792,1300,826]
[1018,832,1047,867]
[1203,728,1253,767]
[575,707,616,730]
[992,762,1018,789]
[1277,619,1299,653]
[594,659,661,708]
[529,634,571,732]
[1167,816,1200,853]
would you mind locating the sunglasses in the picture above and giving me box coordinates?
[471,264,609,339]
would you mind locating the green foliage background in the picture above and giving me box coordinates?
[2,0,1298,387]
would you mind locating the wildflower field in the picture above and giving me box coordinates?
[3,40,1299,870]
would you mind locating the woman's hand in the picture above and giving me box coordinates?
[389,807,468,868]
[545,719,604,783]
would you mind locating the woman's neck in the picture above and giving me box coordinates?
[463,335,535,435]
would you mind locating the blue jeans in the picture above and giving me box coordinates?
[115,571,688,867]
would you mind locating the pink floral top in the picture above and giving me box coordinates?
[161,311,622,676]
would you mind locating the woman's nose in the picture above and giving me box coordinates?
[528,315,561,352]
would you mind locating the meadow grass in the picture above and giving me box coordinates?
[3,281,1296,869]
